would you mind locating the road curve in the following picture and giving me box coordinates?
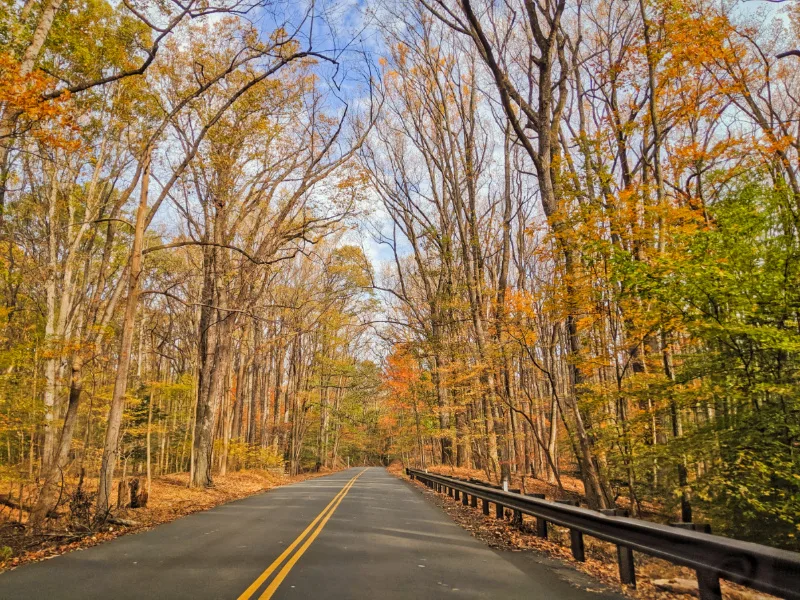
[0,467,622,599]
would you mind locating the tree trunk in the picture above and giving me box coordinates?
[96,157,150,515]
[146,375,155,498]
[191,242,219,488]
[30,354,83,526]
[41,175,60,469]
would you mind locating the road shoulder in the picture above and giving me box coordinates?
[397,469,630,599]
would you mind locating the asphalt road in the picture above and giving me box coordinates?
[0,467,622,599]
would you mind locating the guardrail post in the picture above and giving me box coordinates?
[468,478,482,509]
[670,523,720,600]
[462,491,469,506]
[570,528,585,562]
[600,509,636,587]
[482,498,490,515]
[526,493,547,537]
[536,518,548,537]
[509,489,522,526]
[696,569,722,600]
[495,500,504,519]
[454,489,460,501]
[617,545,635,587]
[556,500,585,561]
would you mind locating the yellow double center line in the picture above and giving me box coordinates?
[237,469,365,600]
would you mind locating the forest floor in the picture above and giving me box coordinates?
[388,462,778,600]
[0,467,341,572]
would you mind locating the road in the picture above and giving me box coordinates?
[0,468,622,599]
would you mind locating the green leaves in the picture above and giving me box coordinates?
[623,182,800,547]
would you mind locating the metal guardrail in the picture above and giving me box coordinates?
[407,468,800,600]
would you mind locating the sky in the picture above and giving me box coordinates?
[244,0,396,267]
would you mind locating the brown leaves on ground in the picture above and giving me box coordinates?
[400,470,777,600]
[385,459,405,477]
[0,468,339,573]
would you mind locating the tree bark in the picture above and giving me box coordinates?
[97,157,150,515]
[30,353,83,526]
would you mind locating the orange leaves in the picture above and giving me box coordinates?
[395,42,409,68]
[0,52,78,150]
[334,164,371,201]
[503,290,539,347]
[383,344,424,400]
[761,134,796,156]
[658,0,736,70]
[505,289,538,320]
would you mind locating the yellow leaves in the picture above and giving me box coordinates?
[334,164,371,204]
[268,26,301,59]
[336,175,363,191]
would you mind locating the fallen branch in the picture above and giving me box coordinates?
[0,494,26,512]
[37,533,89,540]
[0,494,61,519]
[107,517,140,527]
